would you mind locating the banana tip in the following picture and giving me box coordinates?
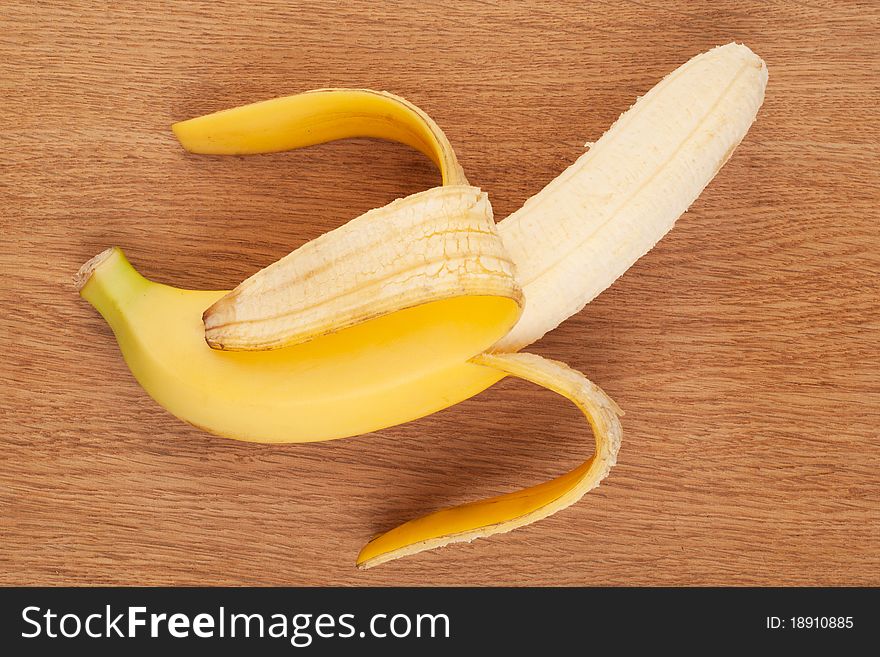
[202,302,233,351]
[170,120,200,153]
[75,247,118,292]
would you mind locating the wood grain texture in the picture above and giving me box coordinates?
[1,0,878,586]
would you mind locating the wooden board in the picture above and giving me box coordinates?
[1,1,878,586]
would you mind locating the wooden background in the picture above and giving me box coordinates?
[1,1,878,586]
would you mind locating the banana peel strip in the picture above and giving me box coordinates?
[356,352,622,568]
[172,88,468,186]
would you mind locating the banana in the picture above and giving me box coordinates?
[77,44,767,567]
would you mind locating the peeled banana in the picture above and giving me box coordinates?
[495,42,768,350]
[77,43,767,568]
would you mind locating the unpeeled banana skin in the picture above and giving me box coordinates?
[79,247,516,443]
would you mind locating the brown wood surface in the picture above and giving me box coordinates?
[1,1,878,586]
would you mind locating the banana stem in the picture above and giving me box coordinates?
[76,248,151,328]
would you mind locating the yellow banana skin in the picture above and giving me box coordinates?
[172,88,467,185]
[78,247,515,443]
[202,186,521,352]
[357,352,622,569]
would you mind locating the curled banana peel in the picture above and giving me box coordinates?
[172,88,468,185]
[77,44,767,567]
[357,352,622,569]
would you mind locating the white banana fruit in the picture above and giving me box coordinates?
[495,42,768,350]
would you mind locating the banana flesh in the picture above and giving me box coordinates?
[78,44,767,567]
[495,42,768,350]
